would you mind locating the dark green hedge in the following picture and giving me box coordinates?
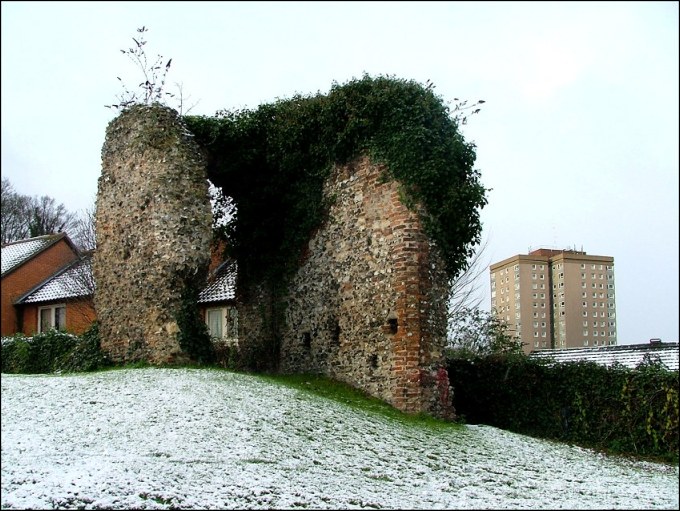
[448,355,679,462]
[1,323,111,374]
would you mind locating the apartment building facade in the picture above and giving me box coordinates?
[490,248,616,354]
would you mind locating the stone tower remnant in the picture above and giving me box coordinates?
[93,105,213,364]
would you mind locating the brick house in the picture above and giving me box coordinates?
[198,259,238,342]
[3,234,237,341]
[14,252,96,336]
[1,233,81,336]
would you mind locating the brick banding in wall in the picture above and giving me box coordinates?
[276,155,454,418]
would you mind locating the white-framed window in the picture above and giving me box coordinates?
[38,304,66,333]
[205,306,239,340]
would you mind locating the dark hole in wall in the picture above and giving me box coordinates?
[332,320,341,345]
[388,317,398,335]
[369,353,379,369]
[302,331,311,350]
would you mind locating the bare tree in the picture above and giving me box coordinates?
[1,179,78,245]
[1,178,31,245]
[448,236,490,317]
[445,236,525,357]
[71,202,97,251]
[28,195,78,239]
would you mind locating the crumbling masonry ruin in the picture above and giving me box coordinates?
[93,106,213,364]
[94,104,454,418]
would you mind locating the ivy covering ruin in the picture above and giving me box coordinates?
[183,74,488,291]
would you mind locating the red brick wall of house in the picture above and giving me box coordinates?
[1,240,78,337]
[19,298,97,336]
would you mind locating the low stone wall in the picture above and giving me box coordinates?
[93,105,213,364]
[278,156,453,417]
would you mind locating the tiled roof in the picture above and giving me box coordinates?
[198,260,237,303]
[14,249,236,305]
[529,343,679,371]
[1,233,67,276]
[18,256,93,303]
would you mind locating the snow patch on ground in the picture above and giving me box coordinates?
[2,368,678,509]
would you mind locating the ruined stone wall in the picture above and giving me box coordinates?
[93,105,213,364]
[278,156,453,417]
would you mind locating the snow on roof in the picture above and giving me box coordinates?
[198,260,236,303]
[1,233,67,276]
[529,342,679,371]
[16,253,236,305]
[18,256,93,303]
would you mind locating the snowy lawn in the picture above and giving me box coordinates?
[1,367,678,510]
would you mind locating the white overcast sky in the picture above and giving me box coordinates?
[2,1,678,344]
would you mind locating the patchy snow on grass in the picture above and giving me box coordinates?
[1,367,678,510]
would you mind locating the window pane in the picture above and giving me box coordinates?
[207,310,222,338]
[40,309,51,333]
[55,307,66,330]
